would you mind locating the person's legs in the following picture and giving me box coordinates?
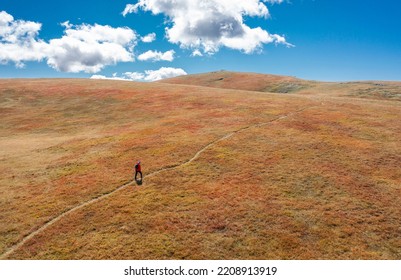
[135,171,143,181]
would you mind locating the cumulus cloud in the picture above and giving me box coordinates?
[0,11,48,68]
[142,67,187,81]
[123,72,146,81]
[91,67,187,82]
[0,11,137,73]
[123,0,291,54]
[138,49,175,62]
[47,22,137,73]
[141,32,156,43]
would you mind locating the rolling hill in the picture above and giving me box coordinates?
[161,71,401,101]
[0,72,400,259]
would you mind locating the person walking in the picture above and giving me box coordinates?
[135,160,142,181]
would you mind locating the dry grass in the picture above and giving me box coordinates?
[0,74,400,259]
[161,71,401,101]
[160,71,314,94]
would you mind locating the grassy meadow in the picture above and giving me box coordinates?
[0,72,400,259]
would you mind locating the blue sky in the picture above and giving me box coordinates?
[1,0,401,81]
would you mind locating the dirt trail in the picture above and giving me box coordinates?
[0,104,316,259]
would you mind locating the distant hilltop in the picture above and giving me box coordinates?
[159,71,401,101]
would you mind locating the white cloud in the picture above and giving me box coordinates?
[191,49,203,57]
[46,23,137,73]
[123,0,291,54]
[123,72,146,81]
[0,10,13,25]
[90,74,130,81]
[0,11,48,67]
[91,67,187,82]
[141,32,156,43]
[266,0,285,3]
[122,4,138,17]
[0,11,137,73]
[138,49,175,62]
[142,67,187,81]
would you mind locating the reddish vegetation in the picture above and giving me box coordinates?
[0,73,400,259]
[161,71,401,101]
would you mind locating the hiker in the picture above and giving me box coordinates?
[135,160,142,181]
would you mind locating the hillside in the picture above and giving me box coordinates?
[160,71,313,93]
[160,71,401,101]
[0,75,400,259]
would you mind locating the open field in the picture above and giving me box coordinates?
[1,72,400,259]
